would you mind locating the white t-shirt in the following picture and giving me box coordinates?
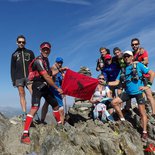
[93,86,110,99]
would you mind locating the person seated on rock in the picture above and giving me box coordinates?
[107,50,155,141]
[90,74,114,123]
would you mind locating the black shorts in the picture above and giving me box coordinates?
[104,100,113,109]
[118,92,145,105]
[32,81,58,108]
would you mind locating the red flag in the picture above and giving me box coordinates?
[62,69,98,100]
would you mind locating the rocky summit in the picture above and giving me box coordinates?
[1,100,155,155]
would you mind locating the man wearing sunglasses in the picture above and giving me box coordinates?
[131,38,155,120]
[11,35,35,121]
[108,50,155,141]
[21,42,63,144]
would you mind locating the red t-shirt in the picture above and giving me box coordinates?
[134,50,149,78]
[134,50,148,62]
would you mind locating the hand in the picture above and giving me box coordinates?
[57,88,63,94]
[93,99,101,104]
[139,86,150,91]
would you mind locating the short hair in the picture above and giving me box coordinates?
[131,38,140,44]
[16,35,26,42]
[97,74,104,79]
[113,47,121,55]
[99,47,110,54]
[99,47,107,52]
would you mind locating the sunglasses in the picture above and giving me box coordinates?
[98,78,105,80]
[123,54,131,58]
[18,41,25,44]
[131,43,139,46]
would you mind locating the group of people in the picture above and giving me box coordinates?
[93,38,155,141]
[11,35,67,144]
[11,35,154,144]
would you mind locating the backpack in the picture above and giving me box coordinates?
[120,62,139,84]
[28,57,44,81]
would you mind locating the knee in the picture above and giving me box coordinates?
[19,90,25,96]
[53,105,59,111]
[111,98,120,106]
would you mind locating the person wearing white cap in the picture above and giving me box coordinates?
[106,50,155,141]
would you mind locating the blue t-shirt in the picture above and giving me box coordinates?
[116,62,149,95]
[102,63,120,82]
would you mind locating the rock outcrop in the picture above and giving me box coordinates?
[0,107,155,155]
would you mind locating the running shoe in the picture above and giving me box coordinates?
[141,132,148,142]
[21,134,30,145]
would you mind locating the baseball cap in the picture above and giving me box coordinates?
[104,54,112,60]
[40,42,51,49]
[56,57,63,63]
[123,51,133,56]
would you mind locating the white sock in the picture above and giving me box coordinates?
[120,118,125,121]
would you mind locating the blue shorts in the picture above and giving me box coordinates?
[50,87,63,107]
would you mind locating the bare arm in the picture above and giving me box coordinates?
[42,73,63,94]
[148,70,155,84]
[108,80,120,86]
[142,57,148,66]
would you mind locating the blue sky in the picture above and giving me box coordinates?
[0,0,155,108]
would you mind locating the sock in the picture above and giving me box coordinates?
[120,118,125,121]
[53,110,61,124]
[23,114,33,134]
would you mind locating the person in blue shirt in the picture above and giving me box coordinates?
[102,54,120,97]
[107,51,155,141]
[41,57,68,124]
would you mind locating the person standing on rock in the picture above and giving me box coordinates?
[107,50,155,141]
[131,38,155,118]
[11,35,35,121]
[41,57,68,125]
[21,42,63,144]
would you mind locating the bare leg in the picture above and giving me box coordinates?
[27,83,33,95]
[138,104,148,132]
[59,107,65,124]
[111,97,124,119]
[18,86,26,113]
[145,88,155,114]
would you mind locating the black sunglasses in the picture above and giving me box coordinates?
[18,41,25,44]
[123,54,131,58]
[98,78,105,80]
[131,43,139,46]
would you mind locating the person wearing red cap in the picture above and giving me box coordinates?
[102,54,120,97]
[21,42,63,144]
